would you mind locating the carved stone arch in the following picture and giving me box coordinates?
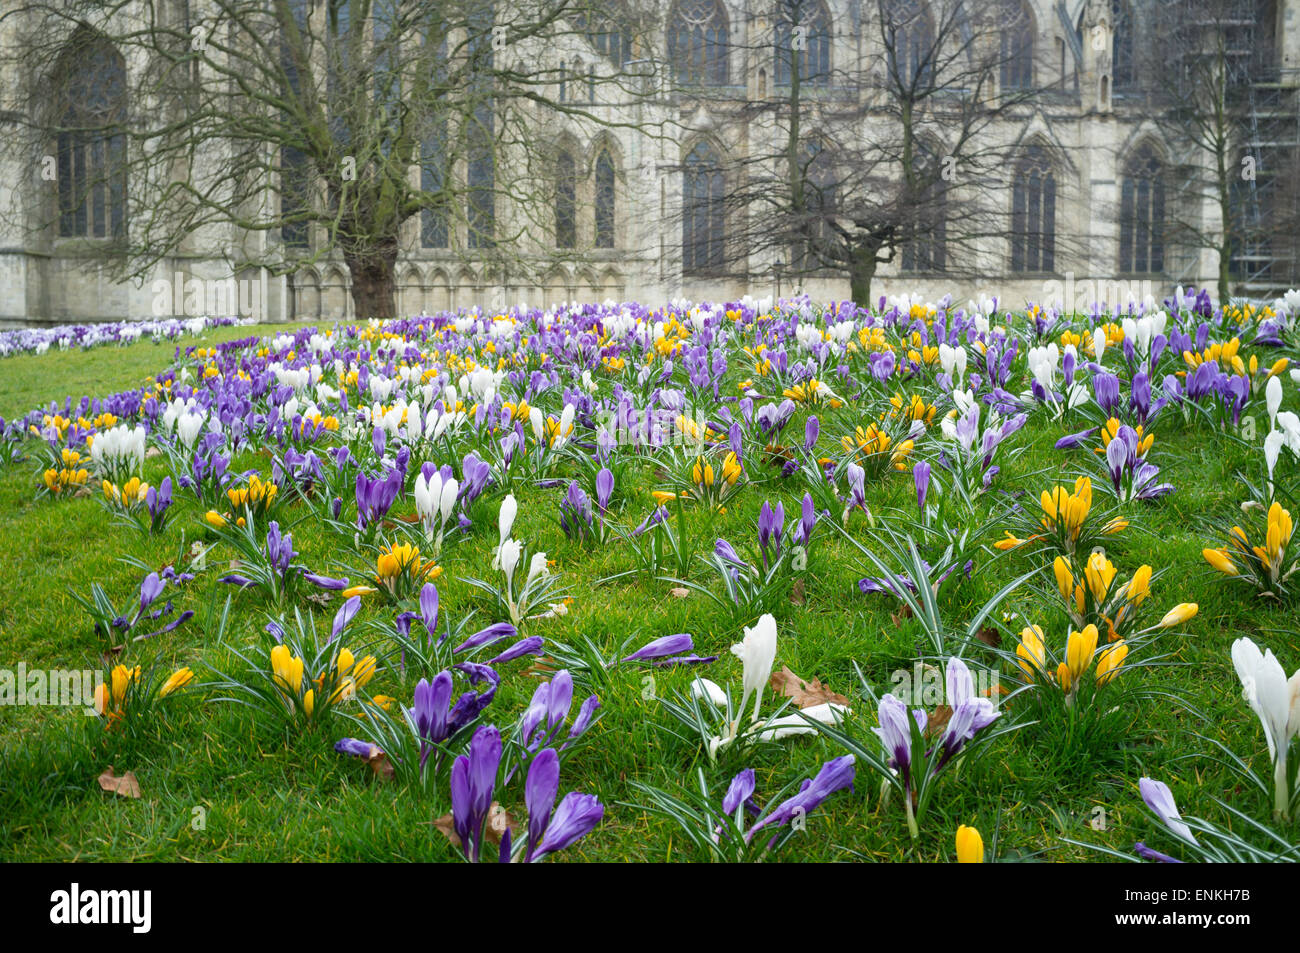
[398,263,425,317]
[294,267,323,320]
[541,266,570,309]
[322,266,350,320]
[599,267,625,303]
[453,267,478,311]
[575,266,600,302]
[428,268,452,314]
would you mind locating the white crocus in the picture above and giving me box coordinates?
[497,538,522,583]
[729,613,778,736]
[1266,375,1283,431]
[753,701,851,741]
[691,677,727,707]
[498,493,517,546]
[528,406,545,445]
[525,551,549,589]
[176,412,205,450]
[1231,637,1300,820]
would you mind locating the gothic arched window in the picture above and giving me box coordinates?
[1000,0,1034,90]
[1112,0,1135,91]
[1011,146,1056,273]
[668,0,729,86]
[595,149,616,248]
[556,150,577,248]
[683,142,725,272]
[54,31,127,239]
[775,0,831,87]
[1119,145,1165,274]
[901,143,947,273]
[883,0,934,89]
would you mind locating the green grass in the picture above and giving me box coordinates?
[0,323,1295,863]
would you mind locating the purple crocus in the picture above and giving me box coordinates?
[913,461,931,510]
[874,694,922,784]
[745,755,856,845]
[757,500,785,567]
[329,595,361,643]
[524,747,560,862]
[454,621,517,654]
[595,467,614,516]
[1139,777,1197,843]
[532,791,605,861]
[804,415,820,453]
[791,492,819,547]
[621,632,695,663]
[487,636,544,665]
[450,725,502,862]
[722,768,757,816]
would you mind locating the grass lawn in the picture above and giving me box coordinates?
[0,303,1296,863]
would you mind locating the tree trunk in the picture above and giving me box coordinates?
[344,249,399,320]
[848,252,878,306]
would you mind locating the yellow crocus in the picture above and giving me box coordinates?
[1053,557,1074,602]
[158,667,194,698]
[1095,641,1129,685]
[1066,624,1099,684]
[1202,547,1238,576]
[270,644,304,695]
[1084,552,1116,603]
[1016,625,1046,682]
[955,825,984,863]
[1126,565,1152,605]
[1156,603,1198,629]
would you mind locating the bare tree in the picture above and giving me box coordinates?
[1146,0,1297,301]
[0,0,658,319]
[668,0,1058,304]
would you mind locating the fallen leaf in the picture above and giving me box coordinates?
[789,579,806,605]
[925,705,953,739]
[73,485,92,499]
[434,801,515,850]
[97,766,141,798]
[145,446,162,459]
[769,666,851,709]
[668,587,689,598]
[305,592,332,607]
[976,626,1002,648]
[890,604,913,625]
[362,747,395,781]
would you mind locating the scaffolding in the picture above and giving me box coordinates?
[1174,0,1300,298]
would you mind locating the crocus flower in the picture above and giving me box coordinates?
[622,633,695,664]
[914,460,931,510]
[745,755,855,844]
[1231,637,1300,819]
[450,724,502,861]
[955,824,984,863]
[730,613,778,733]
[1138,777,1197,843]
[532,791,604,861]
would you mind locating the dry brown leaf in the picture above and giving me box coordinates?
[890,604,913,625]
[363,748,395,781]
[789,579,806,605]
[72,485,92,499]
[434,801,515,850]
[97,766,141,798]
[668,587,689,599]
[769,666,851,709]
[975,626,1002,648]
[145,446,162,459]
[305,592,333,608]
[925,705,953,740]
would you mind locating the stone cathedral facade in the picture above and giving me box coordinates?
[1,0,1298,327]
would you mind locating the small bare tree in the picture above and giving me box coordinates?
[0,0,658,319]
[669,0,1058,304]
